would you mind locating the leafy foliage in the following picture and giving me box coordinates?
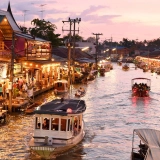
[63,33,83,43]
[19,19,63,47]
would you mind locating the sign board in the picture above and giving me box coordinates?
[8,82,12,90]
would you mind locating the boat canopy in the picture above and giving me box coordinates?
[131,78,151,87]
[134,129,160,160]
[34,99,86,115]
[132,78,151,81]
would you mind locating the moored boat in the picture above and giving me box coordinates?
[0,107,8,124]
[99,68,105,76]
[122,63,129,71]
[117,60,122,66]
[53,79,68,95]
[75,87,86,97]
[24,102,41,114]
[131,128,160,160]
[131,78,151,97]
[29,98,86,159]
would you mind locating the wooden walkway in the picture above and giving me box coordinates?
[2,84,54,112]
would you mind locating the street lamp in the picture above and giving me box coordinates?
[144,43,149,66]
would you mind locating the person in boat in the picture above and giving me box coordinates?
[76,90,81,96]
[42,118,49,130]
[79,87,85,93]
[74,124,78,135]
[37,123,41,129]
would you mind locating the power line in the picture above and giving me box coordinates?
[62,17,81,86]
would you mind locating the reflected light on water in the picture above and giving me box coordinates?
[1,63,160,160]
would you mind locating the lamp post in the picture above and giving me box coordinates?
[8,32,15,113]
[144,43,149,67]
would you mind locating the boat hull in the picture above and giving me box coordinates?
[30,131,85,159]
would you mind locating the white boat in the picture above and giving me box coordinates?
[53,79,68,95]
[131,128,160,160]
[29,98,86,159]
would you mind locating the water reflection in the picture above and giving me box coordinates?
[1,63,160,160]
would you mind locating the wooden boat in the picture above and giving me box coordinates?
[53,79,68,95]
[0,107,8,124]
[29,98,86,159]
[131,129,160,160]
[75,88,86,97]
[122,63,129,71]
[87,70,97,81]
[99,68,105,76]
[117,61,122,66]
[131,78,151,97]
[24,102,41,114]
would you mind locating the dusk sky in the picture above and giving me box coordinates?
[1,0,160,42]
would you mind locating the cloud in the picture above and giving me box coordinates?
[81,14,121,24]
[67,5,121,24]
[81,5,108,16]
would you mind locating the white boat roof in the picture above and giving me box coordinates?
[134,129,160,160]
[132,77,151,81]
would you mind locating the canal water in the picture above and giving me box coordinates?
[0,63,160,160]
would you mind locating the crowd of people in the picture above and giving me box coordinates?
[0,77,36,100]
[132,83,150,97]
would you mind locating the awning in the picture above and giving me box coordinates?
[15,32,51,43]
[134,129,160,160]
[15,32,34,40]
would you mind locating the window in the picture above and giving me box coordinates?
[57,82,62,87]
[35,117,41,129]
[67,119,70,131]
[61,119,67,131]
[42,118,50,130]
[51,118,59,131]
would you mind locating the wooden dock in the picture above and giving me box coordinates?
[2,84,54,112]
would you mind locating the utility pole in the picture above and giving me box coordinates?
[23,10,29,27]
[39,4,46,19]
[8,32,15,113]
[110,36,112,56]
[93,33,103,70]
[72,18,81,83]
[62,17,81,88]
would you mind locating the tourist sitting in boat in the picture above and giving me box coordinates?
[42,118,49,130]
[37,123,41,129]
[78,87,85,93]
[76,90,81,96]
[132,82,150,97]
[74,124,78,135]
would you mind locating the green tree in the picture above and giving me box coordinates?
[28,18,62,47]
[63,33,83,43]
